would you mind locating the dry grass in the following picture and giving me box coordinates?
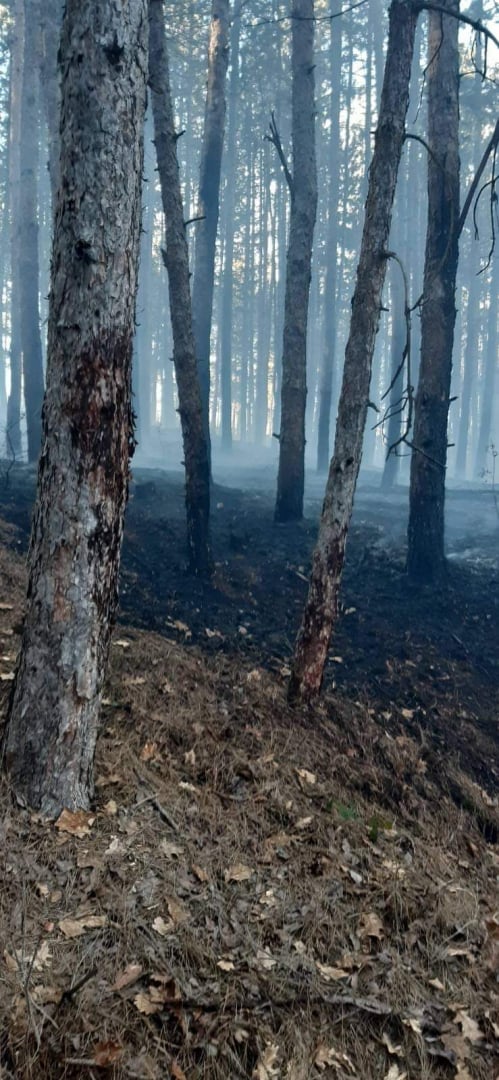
[0,529,498,1079]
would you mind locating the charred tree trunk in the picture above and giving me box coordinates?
[191,0,230,468]
[274,0,317,522]
[2,0,147,815]
[407,0,460,584]
[19,0,45,462]
[148,0,212,575]
[6,0,23,459]
[289,0,418,702]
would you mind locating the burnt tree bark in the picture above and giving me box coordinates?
[407,0,460,583]
[2,0,147,815]
[149,0,212,574]
[19,0,45,462]
[274,0,317,522]
[191,0,230,467]
[289,0,418,702]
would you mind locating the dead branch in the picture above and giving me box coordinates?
[413,3,499,51]
[265,111,293,194]
[458,116,499,239]
[377,251,415,459]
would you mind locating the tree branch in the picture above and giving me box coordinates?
[265,111,293,194]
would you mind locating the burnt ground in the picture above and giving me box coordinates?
[0,459,497,802]
[0,461,499,1079]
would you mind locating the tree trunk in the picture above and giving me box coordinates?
[2,0,147,815]
[219,1,242,452]
[149,0,212,575]
[39,0,62,203]
[191,0,230,468]
[407,0,460,584]
[381,204,405,490]
[316,2,342,474]
[19,0,45,463]
[289,0,418,702]
[275,0,317,522]
[474,258,498,476]
[6,0,23,460]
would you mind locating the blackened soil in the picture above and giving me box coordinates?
[1,462,498,797]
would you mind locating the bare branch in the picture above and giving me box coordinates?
[265,111,293,194]
[458,116,499,238]
[413,2,499,50]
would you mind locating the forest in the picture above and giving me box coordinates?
[0,0,498,1077]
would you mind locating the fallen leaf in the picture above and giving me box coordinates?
[103,799,118,816]
[160,840,184,859]
[0,602,14,610]
[112,963,143,991]
[454,1010,483,1045]
[253,1043,279,1079]
[123,675,146,686]
[191,863,209,883]
[315,1045,355,1072]
[429,977,445,991]
[11,941,52,972]
[31,985,62,1005]
[255,948,276,971]
[296,768,316,786]
[295,816,313,829]
[224,863,254,883]
[385,1067,407,1080]
[217,959,235,971]
[113,639,131,648]
[55,808,95,839]
[59,915,106,938]
[4,951,18,973]
[358,912,384,940]
[316,962,349,982]
[93,1041,123,1067]
[167,897,188,925]
[184,748,196,766]
[171,1065,188,1080]
[134,990,162,1015]
[140,741,160,762]
[0,672,14,681]
[152,916,172,937]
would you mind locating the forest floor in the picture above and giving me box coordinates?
[0,463,498,1079]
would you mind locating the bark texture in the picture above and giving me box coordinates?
[275,0,317,521]
[191,0,230,464]
[19,0,45,462]
[3,0,147,815]
[407,0,460,583]
[149,0,212,575]
[289,0,418,702]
